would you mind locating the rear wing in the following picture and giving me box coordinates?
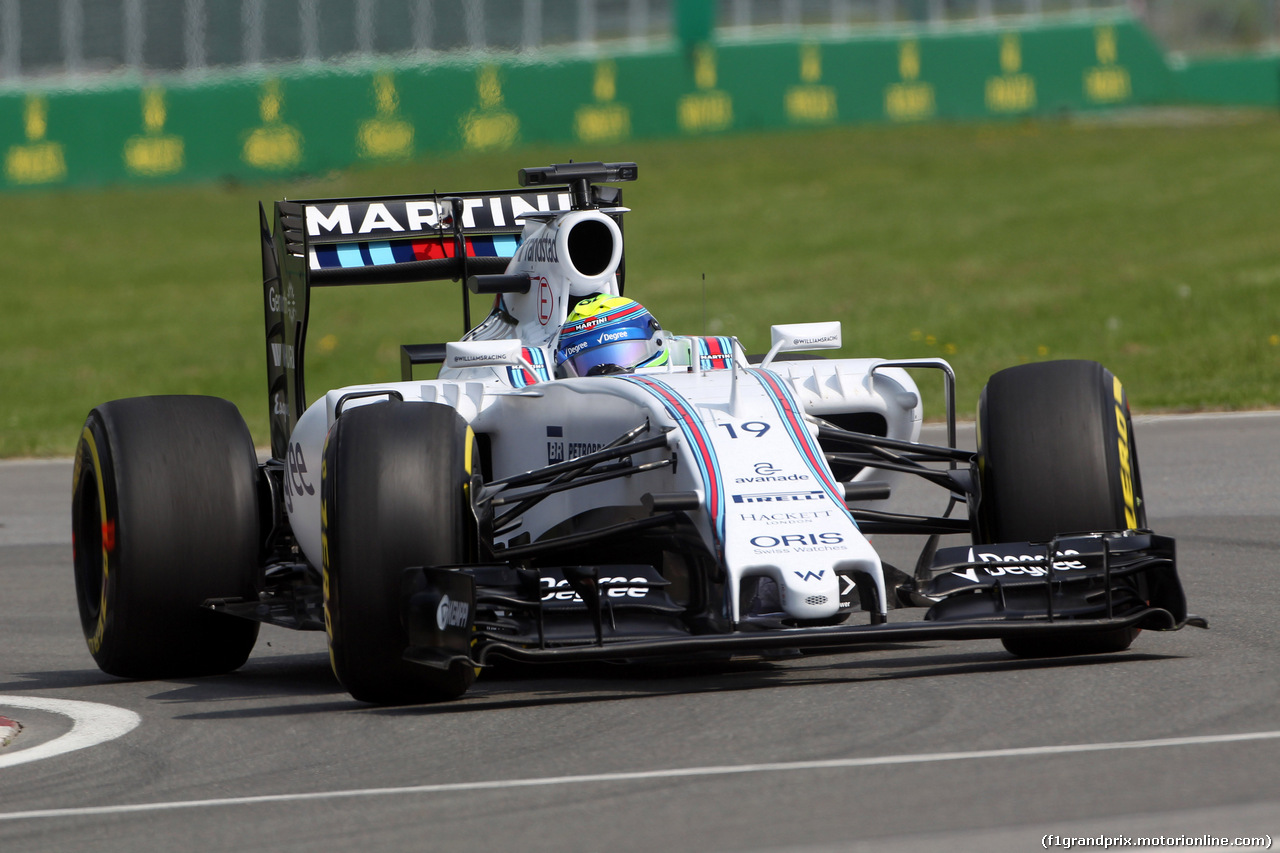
[260,182,626,461]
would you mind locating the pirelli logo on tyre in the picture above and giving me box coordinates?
[1113,376,1137,529]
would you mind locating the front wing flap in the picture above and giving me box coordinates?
[399,531,1195,669]
[922,532,1187,626]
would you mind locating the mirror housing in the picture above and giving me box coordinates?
[760,322,842,368]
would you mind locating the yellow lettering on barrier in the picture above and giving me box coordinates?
[679,45,733,134]
[1085,66,1131,103]
[463,111,519,151]
[1000,31,1021,75]
[787,44,836,124]
[358,119,414,159]
[358,74,414,160]
[124,89,185,177]
[576,61,631,143]
[986,34,1036,113]
[787,86,837,123]
[461,66,520,151]
[899,40,921,81]
[986,74,1036,113]
[243,80,303,170]
[885,82,934,122]
[244,126,303,170]
[6,142,66,184]
[576,103,631,143]
[886,41,934,122]
[594,59,618,102]
[125,136,184,176]
[1096,25,1118,65]
[801,43,821,83]
[5,96,67,184]
[1085,25,1131,104]
[694,43,717,89]
[679,91,733,133]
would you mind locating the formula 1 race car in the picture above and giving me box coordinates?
[71,161,1202,704]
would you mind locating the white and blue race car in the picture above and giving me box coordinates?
[71,162,1201,704]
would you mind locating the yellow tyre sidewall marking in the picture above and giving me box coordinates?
[319,441,338,676]
[1112,376,1138,529]
[464,425,481,678]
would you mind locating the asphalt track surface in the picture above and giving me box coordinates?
[1,413,1277,852]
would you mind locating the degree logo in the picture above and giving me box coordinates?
[436,595,469,630]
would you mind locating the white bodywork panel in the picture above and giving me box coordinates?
[286,352,922,623]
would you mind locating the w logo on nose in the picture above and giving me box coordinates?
[793,570,825,582]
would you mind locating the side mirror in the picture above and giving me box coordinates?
[444,340,539,380]
[759,322,842,368]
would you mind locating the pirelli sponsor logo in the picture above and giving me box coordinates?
[732,490,826,504]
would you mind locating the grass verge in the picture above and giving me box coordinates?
[3,112,1279,456]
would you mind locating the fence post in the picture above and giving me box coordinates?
[243,0,264,66]
[464,0,485,49]
[412,0,434,53]
[2,0,19,79]
[185,0,206,70]
[124,0,144,71]
[301,0,319,61]
[61,0,83,75]
[675,0,716,48]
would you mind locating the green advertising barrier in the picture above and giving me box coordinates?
[1,15,1172,191]
[1171,54,1280,107]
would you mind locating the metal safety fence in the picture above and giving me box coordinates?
[0,0,1158,82]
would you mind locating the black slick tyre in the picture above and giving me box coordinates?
[976,360,1145,658]
[71,396,261,678]
[322,401,476,704]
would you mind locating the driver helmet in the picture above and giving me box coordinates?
[554,294,669,377]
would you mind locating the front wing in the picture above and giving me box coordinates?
[401,531,1198,670]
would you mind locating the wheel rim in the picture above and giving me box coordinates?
[72,463,105,625]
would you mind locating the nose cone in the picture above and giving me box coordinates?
[778,567,841,620]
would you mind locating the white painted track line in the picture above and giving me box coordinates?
[1,728,1277,822]
[0,696,140,770]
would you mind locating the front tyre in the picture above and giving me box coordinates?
[322,401,477,704]
[976,360,1145,658]
[71,396,261,678]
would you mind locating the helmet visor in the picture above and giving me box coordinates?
[561,338,654,377]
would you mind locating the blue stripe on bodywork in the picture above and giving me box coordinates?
[748,368,857,527]
[366,241,396,266]
[313,245,339,268]
[621,375,724,554]
[492,234,519,257]
[506,347,551,387]
[695,336,733,370]
[336,242,364,268]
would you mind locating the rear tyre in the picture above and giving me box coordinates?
[71,396,261,678]
[975,360,1145,658]
[322,401,476,704]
